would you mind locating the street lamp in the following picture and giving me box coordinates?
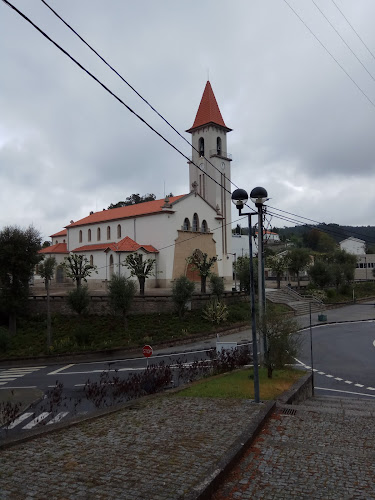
[231,188,260,403]
[250,187,269,357]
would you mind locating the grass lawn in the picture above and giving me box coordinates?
[176,367,305,400]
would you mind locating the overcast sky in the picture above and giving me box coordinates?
[1,0,375,240]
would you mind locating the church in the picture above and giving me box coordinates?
[38,82,234,289]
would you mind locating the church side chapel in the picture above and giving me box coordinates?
[37,82,234,290]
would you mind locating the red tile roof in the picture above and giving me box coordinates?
[50,229,67,238]
[72,236,158,254]
[38,243,69,254]
[66,195,186,228]
[186,81,231,133]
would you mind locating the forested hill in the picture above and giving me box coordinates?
[276,224,375,246]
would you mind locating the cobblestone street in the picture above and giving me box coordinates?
[0,395,266,500]
[213,397,375,500]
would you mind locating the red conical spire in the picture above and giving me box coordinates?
[186,81,231,133]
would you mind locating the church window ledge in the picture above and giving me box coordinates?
[209,149,232,160]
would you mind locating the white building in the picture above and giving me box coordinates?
[339,237,366,255]
[37,82,234,289]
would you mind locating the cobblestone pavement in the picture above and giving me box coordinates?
[212,396,375,500]
[0,395,266,500]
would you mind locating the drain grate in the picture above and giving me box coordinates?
[282,407,298,416]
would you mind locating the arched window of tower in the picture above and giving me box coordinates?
[201,220,208,233]
[183,218,190,231]
[217,137,222,155]
[193,213,199,232]
[199,137,204,157]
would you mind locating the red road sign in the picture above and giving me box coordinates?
[143,345,153,358]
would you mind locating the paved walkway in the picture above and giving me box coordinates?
[0,395,268,500]
[213,396,375,500]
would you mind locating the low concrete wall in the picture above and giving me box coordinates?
[27,291,248,316]
[277,372,313,405]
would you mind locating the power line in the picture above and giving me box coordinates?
[311,0,375,84]
[39,0,241,192]
[267,204,375,244]
[330,0,375,64]
[2,0,234,201]
[267,208,375,246]
[282,0,375,109]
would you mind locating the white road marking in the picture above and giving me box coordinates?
[326,375,334,378]
[0,386,37,390]
[373,340,375,348]
[355,384,364,387]
[48,364,75,375]
[315,387,375,398]
[366,387,375,391]
[344,380,353,384]
[23,412,50,429]
[6,412,34,429]
[47,412,69,425]
[318,371,325,375]
[335,377,343,381]
[313,369,318,372]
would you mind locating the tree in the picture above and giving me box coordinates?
[308,259,332,288]
[123,253,155,296]
[233,256,258,294]
[287,248,311,288]
[108,275,137,328]
[38,256,56,347]
[209,273,225,299]
[326,249,356,290]
[267,255,289,289]
[42,241,51,249]
[62,254,97,288]
[186,250,217,293]
[108,193,157,210]
[258,308,300,378]
[172,275,195,320]
[0,225,42,334]
[67,286,90,315]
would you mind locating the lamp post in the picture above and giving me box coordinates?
[231,188,260,403]
[250,187,269,359]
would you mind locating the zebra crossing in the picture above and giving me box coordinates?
[0,366,46,386]
[3,410,84,430]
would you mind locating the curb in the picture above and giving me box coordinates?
[184,400,276,500]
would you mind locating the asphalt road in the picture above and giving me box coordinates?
[2,316,375,439]
[297,320,375,399]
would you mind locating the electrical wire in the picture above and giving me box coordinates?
[311,0,375,84]
[282,0,375,109]
[2,0,234,201]
[39,0,241,192]
[267,204,375,244]
[4,1,375,254]
[330,0,375,64]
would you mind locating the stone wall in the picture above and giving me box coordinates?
[27,291,248,316]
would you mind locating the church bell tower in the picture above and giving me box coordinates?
[186,81,232,257]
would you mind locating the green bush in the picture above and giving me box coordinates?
[67,286,90,315]
[326,289,336,299]
[209,274,225,299]
[108,275,137,327]
[172,276,195,319]
[74,326,91,346]
[202,299,228,325]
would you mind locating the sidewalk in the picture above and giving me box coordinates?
[0,393,274,499]
[213,396,375,499]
